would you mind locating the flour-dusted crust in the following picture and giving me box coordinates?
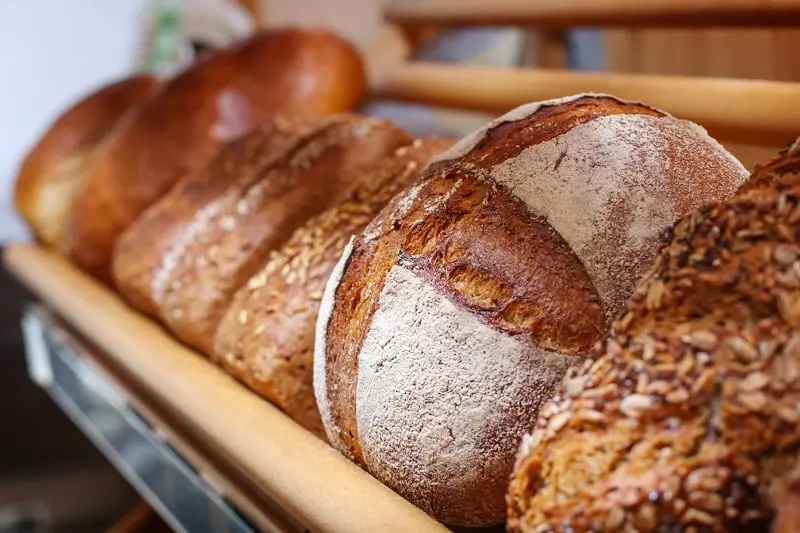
[214,139,452,436]
[508,143,800,532]
[316,95,748,526]
[357,264,574,525]
[429,93,663,166]
[114,115,318,318]
[481,113,747,317]
[155,116,408,355]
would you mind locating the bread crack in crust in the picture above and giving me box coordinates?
[315,94,748,526]
[509,141,800,533]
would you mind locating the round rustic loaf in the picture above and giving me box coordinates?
[314,94,749,526]
[507,143,800,532]
[116,114,410,356]
[15,75,159,250]
[213,138,452,436]
[68,27,367,283]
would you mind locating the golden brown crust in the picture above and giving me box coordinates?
[113,114,318,319]
[15,75,159,249]
[508,145,800,533]
[317,95,747,527]
[67,27,367,283]
[324,170,606,464]
[323,96,667,465]
[213,139,452,436]
[129,115,408,355]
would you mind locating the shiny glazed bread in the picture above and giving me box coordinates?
[115,114,410,356]
[68,27,367,283]
[213,139,453,436]
[314,94,749,526]
[508,142,800,533]
[15,75,159,250]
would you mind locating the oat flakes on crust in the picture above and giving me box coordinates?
[508,143,800,533]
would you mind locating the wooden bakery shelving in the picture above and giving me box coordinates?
[384,0,800,28]
[4,245,449,533]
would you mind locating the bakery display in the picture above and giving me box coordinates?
[214,138,453,436]
[507,141,800,532]
[14,25,798,527]
[14,75,159,251]
[115,114,410,355]
[67,27,367,283]
[313,94,748,526]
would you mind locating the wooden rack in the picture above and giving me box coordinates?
[384,0,800,28]
[4,245,449,533]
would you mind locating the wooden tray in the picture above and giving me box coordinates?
[3,243,450,533]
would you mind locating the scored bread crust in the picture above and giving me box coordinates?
[315,94,749,526]
[113,114,318,319]
[121,115,409,356]
[508,144,800,532]
[67,27,367,283]
[214,139,453,436]
[15,75,159,250]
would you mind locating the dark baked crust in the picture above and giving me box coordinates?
[113,114,318,319]
[322,96,668,465]
[323,168,606,465]
[508,144,800,533]
[15,75,159,249]
[213,139,452,436]
[142,115,409,355]
[67,27,367,283]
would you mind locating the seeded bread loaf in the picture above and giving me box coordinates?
[68,27,367,283]
[15,75,159,251]
[508,143,800,532]
[116,115,411,355]
[113,114,318,319]
[213,139,453,436]
[313,94,749,526]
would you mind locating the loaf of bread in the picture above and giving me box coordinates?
[113,114,318,318]
[15,75,159,250]
[314,94,749,526]
[508,143,800,532]
[213,139,452,436]
[68,27,367,283]
[115,115,411,356]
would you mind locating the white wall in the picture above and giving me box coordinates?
[0,0,142,242]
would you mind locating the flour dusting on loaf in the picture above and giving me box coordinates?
[356,263,574,525]
[481,113,747,316]
[150,189,239,305]
[314,237,355,453]
[430,93,662,166]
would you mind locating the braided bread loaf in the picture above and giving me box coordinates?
[508,142,800,532]
[314,94,748,526]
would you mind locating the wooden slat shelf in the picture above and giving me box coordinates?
[370,61,800,146]
[384,0,800,28]
[3,244,449,533]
